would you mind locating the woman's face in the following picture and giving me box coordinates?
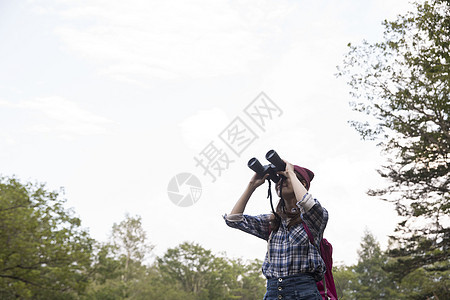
[275,176,295,198]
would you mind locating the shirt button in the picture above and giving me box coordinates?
[278,287,282,291]
[278,295,283,299]
[278,278,283,282]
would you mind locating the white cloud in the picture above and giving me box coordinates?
[0,97,114,138]
[0,133,16,146]
[179,107,230,152]
[33,0,296,82]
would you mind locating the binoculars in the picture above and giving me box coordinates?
[248,150,286,183]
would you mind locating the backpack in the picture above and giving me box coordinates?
[302,222,338,300]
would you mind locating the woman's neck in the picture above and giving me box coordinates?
[282,195,298,213]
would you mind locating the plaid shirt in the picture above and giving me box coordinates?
[224,193,328,281]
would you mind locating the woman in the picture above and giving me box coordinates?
[224,160,328,300]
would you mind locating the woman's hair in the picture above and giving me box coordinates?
[269,173,307,232]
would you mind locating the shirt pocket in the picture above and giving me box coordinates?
[288,226,309,245]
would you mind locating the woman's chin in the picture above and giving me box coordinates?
[281,191,294,199]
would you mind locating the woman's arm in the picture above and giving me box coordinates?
[278,160,308,203]
[286,168,308,203]
[229,173,268,215]
[225,173,271,240]
[301,197,329,243]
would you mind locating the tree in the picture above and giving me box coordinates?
[85,214,154,299]
[156,242,266,300]
[84,238,266,299]
[353,230,399,299]
[332,231,399,300]
[157,242,218,298]
[110,214,154,281]
[0,177,94,299]
[83,244,126,300]
[229,258,266,300]
[337,1,449,297]
[332,265,358,300]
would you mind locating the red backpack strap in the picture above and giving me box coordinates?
[303,221,331,300]
[302,221,315,245]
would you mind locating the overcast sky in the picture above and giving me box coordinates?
[0,0,414,266]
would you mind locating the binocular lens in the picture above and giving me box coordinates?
[266,150,286,171]
[266,150,277,161]
[248,157,265,174]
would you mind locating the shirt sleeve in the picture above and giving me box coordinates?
[223,213,271,241]
[296,193,329,245]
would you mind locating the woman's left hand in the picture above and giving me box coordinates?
[277,159,294,177]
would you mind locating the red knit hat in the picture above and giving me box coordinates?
[293,165,314,190]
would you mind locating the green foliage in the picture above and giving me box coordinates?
[332,265,358,299]
[0,177,94,299]
[338,1,449,298]
[334,231,400,300]
[353,230,399,299]
[397,262,450,299]
[157,241,266,300]
[110,214,154,284]
[85,214,155,299]
[83,244,128,299]
[0,186,267,300]
[18,175,450,299]
[157,241,216,296]
[110,214,154,264]
[334,229,450,299]
[233,258,267,300]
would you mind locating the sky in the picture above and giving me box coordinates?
[0,0,415,266]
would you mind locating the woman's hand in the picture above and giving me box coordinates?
[248,172,269,190]
[277,159,295,178]
[277,159,308,203]
[230,172,269,215]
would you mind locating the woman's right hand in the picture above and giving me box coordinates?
[230,173,269,215]
[248,173,269,190]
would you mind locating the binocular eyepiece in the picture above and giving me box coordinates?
[248,150,286,183]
